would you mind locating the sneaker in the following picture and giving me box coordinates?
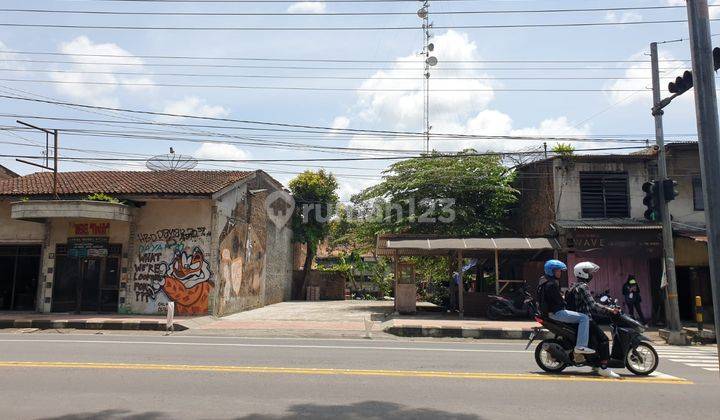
[598,368,621,379]
[574,346,596,355]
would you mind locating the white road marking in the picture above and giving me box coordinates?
[649,371,684,380]
[703,368,719,372]
[656,347,718,373]
[0,338,531,353]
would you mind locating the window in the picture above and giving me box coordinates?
[579,172,630,218]
[693,176,705,211]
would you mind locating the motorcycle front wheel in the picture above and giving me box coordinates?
[534,339,567,373]
[625,342,659,376]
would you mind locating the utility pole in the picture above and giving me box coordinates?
[686,0,720,362]
[650,43,684,344]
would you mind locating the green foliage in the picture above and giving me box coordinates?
[86,193,122,204]
[551,143,575,156]
[288,170,339,252]
[352,150,518,240]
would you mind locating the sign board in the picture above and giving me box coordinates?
[69,222,110,237]
[67,237,109,258]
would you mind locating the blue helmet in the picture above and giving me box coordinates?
[544,260,567,277]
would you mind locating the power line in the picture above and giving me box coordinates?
[0,49,685,64]
[0,5,698,17]
[0,19,714,31]
[0,77,654,92]
[0,58,658,70]
[0,68,659,81]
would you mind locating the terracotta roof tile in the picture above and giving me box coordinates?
[0,170,254,197]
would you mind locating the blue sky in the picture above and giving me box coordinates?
[0,0,717,199]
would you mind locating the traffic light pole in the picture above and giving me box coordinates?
[650,42,685,344]
[686,0,720,362]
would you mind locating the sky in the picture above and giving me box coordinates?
[0,0,718,200]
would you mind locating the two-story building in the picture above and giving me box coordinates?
[512,143,711,324]
[0,169,294,316]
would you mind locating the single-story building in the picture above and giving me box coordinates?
[0,169,293,316]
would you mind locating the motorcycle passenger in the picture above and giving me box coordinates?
[538,260,595,355]
[569,262,621,379]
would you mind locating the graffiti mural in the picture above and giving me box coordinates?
[131,226,213,315]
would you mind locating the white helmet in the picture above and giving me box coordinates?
[574,262,600,281]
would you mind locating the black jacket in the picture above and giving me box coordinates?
[538,275,565,314]
[622,281,642,303]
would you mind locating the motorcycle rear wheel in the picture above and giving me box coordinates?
[534,339,568,373]
[625,342,659,376]
[486,303,503,320]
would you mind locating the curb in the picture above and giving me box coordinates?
[383,325,552,340]
[0,319,189,332]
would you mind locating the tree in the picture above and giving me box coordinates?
[353,150,518,238]
[288,170,339,299]
[551,143,575,156]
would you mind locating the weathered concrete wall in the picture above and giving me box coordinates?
[265,219,293,304]
[0,201,45,243]
[512,160,556,236]
[554,158,651,220]
[214,173,293,316]
[667,147,705,226]
[124,199,213,315]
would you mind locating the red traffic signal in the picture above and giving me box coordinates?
[669,70,694,95]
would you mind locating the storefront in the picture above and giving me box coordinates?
[0,245,41,311]
[559,222,663,323]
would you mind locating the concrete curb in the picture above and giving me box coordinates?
[0,319,189,332]
[383,325,552,340]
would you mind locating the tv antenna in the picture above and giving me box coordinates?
[146,147,198,171]
[418,1,437,153]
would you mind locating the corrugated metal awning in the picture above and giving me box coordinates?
[385,237,559,251]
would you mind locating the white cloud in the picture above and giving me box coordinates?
[344,30,589,154]
[604,49,695,106]
[160,96,230,120]
[194,142,250,161]
[328,116,350,136]
[287,2,326,13]
[604,11,643,24]
[50,36,154,107]
[666,0,720,18]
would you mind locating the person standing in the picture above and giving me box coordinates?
[622,275,647,325]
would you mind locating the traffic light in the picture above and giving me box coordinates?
[662,178,679,202]
[667,47,720,95]
[643,181,660,221]
[669,70,694,95]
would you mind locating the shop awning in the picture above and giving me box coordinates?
[384,237,560,251]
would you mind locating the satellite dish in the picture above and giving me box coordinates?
[426,56,438,66]
[417,8,428,19]
[427,43,435,52]
[146,149,198,171]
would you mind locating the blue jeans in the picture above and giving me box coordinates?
[549,309,590,348]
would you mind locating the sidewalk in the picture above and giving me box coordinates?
[0,312,209,331]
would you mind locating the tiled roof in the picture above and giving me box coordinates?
[0,170,253,197]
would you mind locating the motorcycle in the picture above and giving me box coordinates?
[594,289,620,325]
[526,311,659,376]
[487,283,536,320]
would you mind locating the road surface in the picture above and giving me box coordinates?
[0,331,716,419]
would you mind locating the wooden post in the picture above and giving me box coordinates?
[494,249,500,295]
[458,250,464,319]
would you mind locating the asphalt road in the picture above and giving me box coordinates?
[0,331,716,420]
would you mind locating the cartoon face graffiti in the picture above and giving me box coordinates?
[151,247,214,315]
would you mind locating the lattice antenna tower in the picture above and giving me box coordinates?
[418,1,437,154]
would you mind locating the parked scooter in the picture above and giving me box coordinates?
[526,310,659,376]
[487,283,536,320]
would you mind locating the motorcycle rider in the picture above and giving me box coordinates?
[569,262,622,379]
[538,260,595,355]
